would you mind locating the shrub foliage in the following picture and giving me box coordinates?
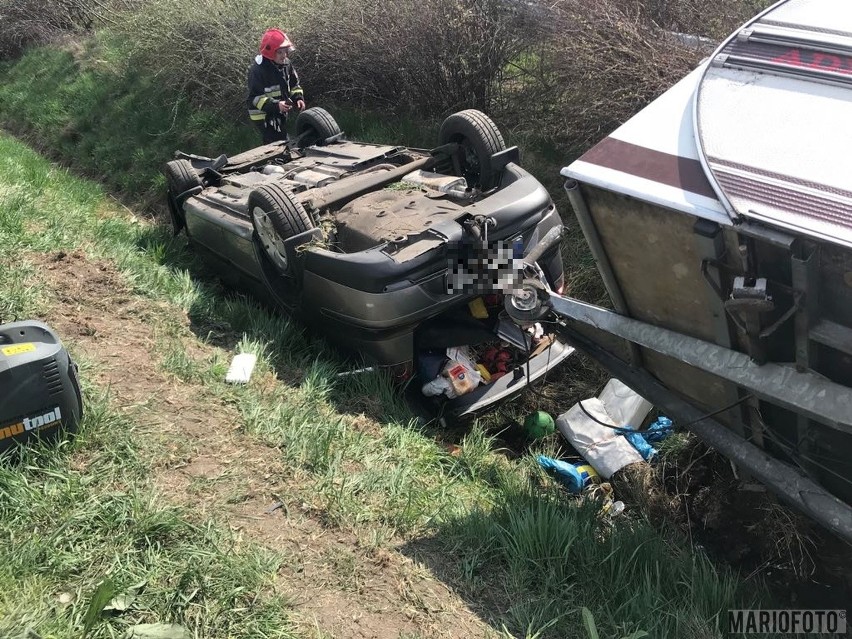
[0,0,96,57]
[0,0,771,154]
[290,0,528,116]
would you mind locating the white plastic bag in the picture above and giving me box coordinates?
[556,397,644,478]
[598,378,653,428]
[422,376,455,398]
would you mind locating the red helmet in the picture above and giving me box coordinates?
[259,28,294,61]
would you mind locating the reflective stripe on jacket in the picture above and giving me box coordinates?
[246,55,304,125]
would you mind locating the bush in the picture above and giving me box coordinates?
[290,0,529,117]
[495,0,703,153]
[642,0,773,39]
[0,0,122,59]
[109,0,288,122]
[82,0,535,123]
[0,0,773,157]
[493,0,773,151]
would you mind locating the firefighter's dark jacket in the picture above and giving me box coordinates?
[246,56,304,129]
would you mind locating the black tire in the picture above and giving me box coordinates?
[248,182,315,275]
[165,159,202,199]
[438,109,506,190]
[295,107,342,147]
[165,159,202,234]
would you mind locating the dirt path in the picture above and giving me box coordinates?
[36,249,495,639]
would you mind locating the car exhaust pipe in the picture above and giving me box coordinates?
[298,156,437,212]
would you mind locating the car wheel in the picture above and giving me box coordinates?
[165,159,202,234]
[295,107,342,147]
[248,183,315,275]
[438,109,506,191]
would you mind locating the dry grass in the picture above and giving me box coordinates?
[0,0,89,57]
[107,0,286,121]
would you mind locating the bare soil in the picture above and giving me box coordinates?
[33,249,496,639]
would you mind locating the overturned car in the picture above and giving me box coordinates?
[165,108,573,417]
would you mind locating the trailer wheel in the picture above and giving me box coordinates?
[438,109,506,190]
[295,107,342,148]
[249,183,315,274]
[165,159,202,234]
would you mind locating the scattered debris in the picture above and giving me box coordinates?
[336,365,376,378]
[225,353,257,384]
[603,500,626,517]
[555,379,654,478]
[523,411,555,439]
[421,346,483,398]
[538,455,598,493]
[124,624,191,639]
[104,580,147,612]
[417,297,560,402]
[265,501,283,514]
[620,417,674,461]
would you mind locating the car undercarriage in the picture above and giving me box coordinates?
[165,108,574,418]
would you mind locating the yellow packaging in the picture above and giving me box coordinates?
[467,297,488,319]
[475,364,492,383]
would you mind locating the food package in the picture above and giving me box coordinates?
[442,346,482,396]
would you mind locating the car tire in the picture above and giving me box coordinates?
[249,183,315,275]
[295,107,342,147]
[165,159,202,234]
[438,109,506,191]
[165,159,202,200]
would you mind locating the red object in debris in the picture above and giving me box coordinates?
[479,346,513,378]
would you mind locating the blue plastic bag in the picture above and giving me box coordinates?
[618,417,673,461]
[643,417,674,443]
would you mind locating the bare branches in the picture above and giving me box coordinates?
[0,0,771,156]
[290,0,525,117]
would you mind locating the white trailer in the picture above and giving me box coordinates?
[514,0,852,540]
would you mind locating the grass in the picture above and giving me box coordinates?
[0,42,257,210]
[0,46,776,638]
[443,488,751,637]
[0,139,296,638]
[0,389,295,639]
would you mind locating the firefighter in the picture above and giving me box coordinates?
[246,28,305,144]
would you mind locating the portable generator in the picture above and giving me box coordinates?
[0,321,82,452]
